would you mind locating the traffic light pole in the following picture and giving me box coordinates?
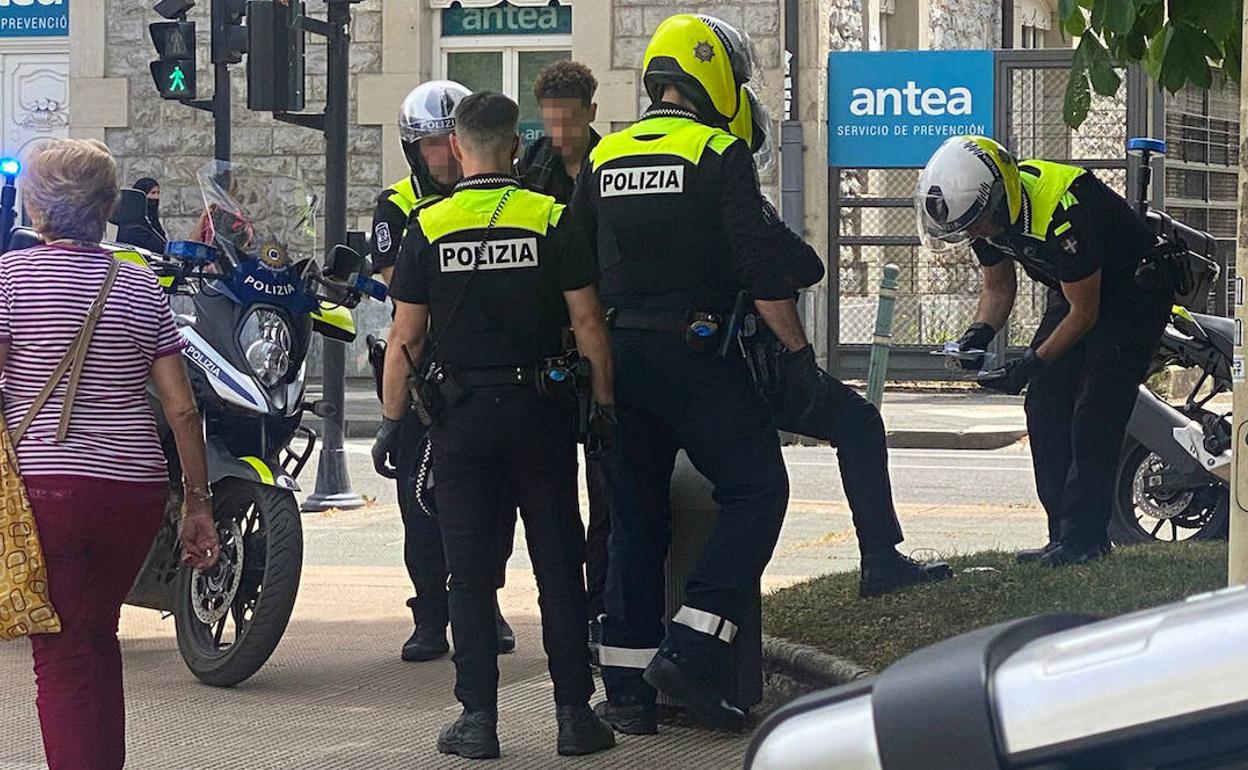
[301,0,363,512]
[214,61,230,161]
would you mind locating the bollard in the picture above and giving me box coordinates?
[865,263,900,408]
[663,451,763,711]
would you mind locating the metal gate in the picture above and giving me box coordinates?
[826,49,1150,379]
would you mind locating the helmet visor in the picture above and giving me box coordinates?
[400,80,472,143]
[913,183,986,252]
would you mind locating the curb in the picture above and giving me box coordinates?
[761,634,873,689]
[886,427,1027,450]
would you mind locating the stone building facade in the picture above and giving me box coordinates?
[53,0,1063,374]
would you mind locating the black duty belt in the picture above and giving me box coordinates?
[455,364,540,388]
[606,307,690,334]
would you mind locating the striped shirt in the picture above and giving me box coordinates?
[0,244,186,482]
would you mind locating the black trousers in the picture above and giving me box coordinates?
[432,386,594,713]
[584,459,610,622]
[776,374,904,555]
[1026,286,1171,547]
[600,331,789,705]
[394,412,515,629]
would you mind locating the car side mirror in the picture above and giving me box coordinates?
[109,188,148,227]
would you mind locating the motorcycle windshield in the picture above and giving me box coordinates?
[196,161,320,314]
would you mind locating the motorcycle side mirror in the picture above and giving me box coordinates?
[109,188,148,227]
[324,244,364,282]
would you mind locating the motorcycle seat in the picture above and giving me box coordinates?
[1188,311,1233,359]
[7,226,41,252]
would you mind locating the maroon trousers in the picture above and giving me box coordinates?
[25,475,166,770]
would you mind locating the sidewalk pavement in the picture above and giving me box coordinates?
[311,380,1027,451]
[0,567,760,770]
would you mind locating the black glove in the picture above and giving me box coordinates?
[372,416,402,479]
[977,348,1045,395]
[780,345,822,423]
[585,402,618,459]
[949,322,998,371]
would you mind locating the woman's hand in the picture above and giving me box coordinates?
[179,498,220,570]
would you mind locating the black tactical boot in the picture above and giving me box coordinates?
[643,654,747,733]
[401,598,449,662]
[1038,540,1110,568]
[859,549,954,597]
[495,602,516,654]
[437,710,501,760]
[593,700,659,736]
[556,704,617,756]
[1016,541,1061,564]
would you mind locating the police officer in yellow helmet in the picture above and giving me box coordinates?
[918,135,1172,566]
[573,14,815,733]
[369,80,518,664]
[728,85,954,595]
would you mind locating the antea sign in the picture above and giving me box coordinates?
[827,50,994,167]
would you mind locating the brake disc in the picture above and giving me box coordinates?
[190,519,245,625]
[1132,452,1195,521]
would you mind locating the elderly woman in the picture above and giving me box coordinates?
[0,139,219,770]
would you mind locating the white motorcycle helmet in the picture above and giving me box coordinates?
[399,80,472,197]
[914,135,1022,250]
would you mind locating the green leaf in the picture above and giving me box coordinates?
[1058,0,1077,22]
[1064,7,1089,38]
[1104,0,1136,35]
[1064,68,1092,128]
[1136,1,1165,37]
[1078,34,1122,96]
[1144,23,1173,80]
[1160,24,1194,92]
[1089,0,1107,33]
[1122,30,1148,61]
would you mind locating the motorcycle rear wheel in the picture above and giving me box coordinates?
[1109,439,1229,546]
[173,478,303,687]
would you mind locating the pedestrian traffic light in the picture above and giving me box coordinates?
[246,0,305,112]
[149,21,198,99]
[212,0,248,65]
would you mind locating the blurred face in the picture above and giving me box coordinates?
[966,214,1003,241]
[539,98,596,154]
[420,135,460,186]
[146,185,160,201]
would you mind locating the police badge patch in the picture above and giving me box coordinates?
[694,41,715,63]
[375,222,392,254]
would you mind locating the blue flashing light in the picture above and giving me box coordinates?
[1126,137,1167,156]
[0,158,20,177]
[692,323,716,338]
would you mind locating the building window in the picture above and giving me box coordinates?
[1020,24,1039,48]
[437,2,572,145]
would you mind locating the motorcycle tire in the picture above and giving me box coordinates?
[1109,438,1229,546]
[173,478,303,687]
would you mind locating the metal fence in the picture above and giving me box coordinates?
[827,50,1151,379]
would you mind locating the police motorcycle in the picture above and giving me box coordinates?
[8,162,385,687]
[1110,138,1230,546]
[746,584,1248,770]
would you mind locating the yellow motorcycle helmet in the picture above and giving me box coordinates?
[642,14,757,126]
[728,84,774,172]
[914,135,1022,249]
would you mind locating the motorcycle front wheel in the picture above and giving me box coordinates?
[1109,439,1229,546]
[173,478,303,687]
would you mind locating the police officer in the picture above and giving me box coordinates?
[729,86,953,596]
[369,80,516,663]
[517,59,611,656]
[917,135,1172,566]
[573,14,814,733]
[379,92,617,759]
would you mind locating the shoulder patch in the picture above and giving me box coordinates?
[374,221,392,253]
[1057,231,1079,255]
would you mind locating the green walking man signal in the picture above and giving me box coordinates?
[169,65,188,93]
[149,21,198,100]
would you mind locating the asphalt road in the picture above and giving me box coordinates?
[297,441,1045,580]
